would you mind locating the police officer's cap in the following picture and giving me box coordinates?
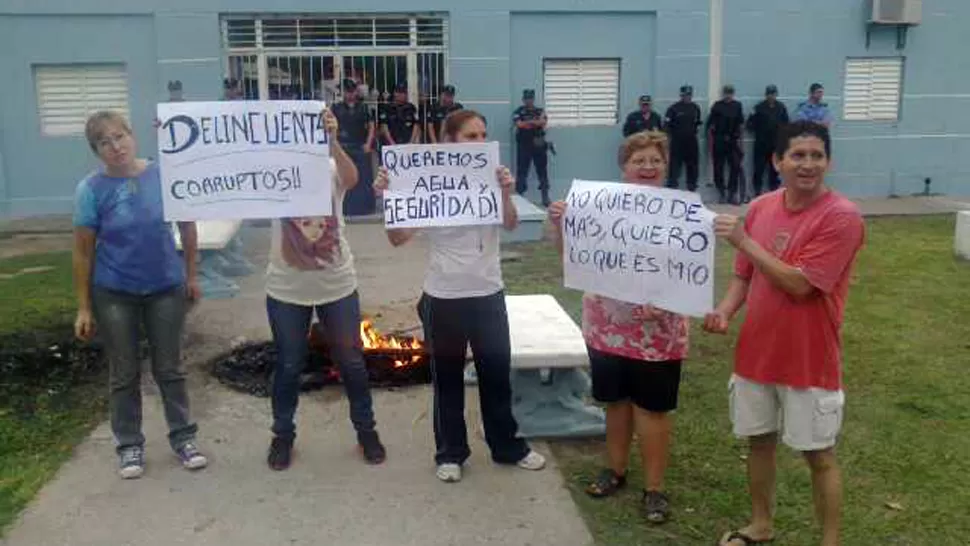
[394,82,408,93]
[722,84,736,95]
[639,95,653,104]
[442,85,456,96]
[765,84,779,95]
[341,78,357,90]
[523,89,536,99]
[679,85,693,96]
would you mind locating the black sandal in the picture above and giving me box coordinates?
[584,469,627,498]
[717,530,774,545]
[642,490,671,524]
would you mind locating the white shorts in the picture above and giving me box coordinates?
[728,374,844,452]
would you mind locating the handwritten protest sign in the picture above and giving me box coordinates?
[562,180,716,317]
[157,101,332,221]
[381,142,502,228]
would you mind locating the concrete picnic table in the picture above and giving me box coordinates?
[172,220,254,299]
[467,294,605,438]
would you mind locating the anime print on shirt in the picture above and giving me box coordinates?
[280,216,342,270]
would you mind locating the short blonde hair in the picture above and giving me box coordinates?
[618,130,669,168]
[85,110,132,153]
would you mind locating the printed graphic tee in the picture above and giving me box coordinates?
[734,189,865,391]
[265,159,358,306]
[73,162,185,295]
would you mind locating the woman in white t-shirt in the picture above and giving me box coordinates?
[374,109,546,483]
[264,109,385,471]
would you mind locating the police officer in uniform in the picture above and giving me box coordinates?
[746,84,790,195]
[794,83,833,127]
[426,85,464,144]
[706,84,745,204]
[379,83,420,146]
[512,89,551,206]
[664,85,703,192]
[331,78,378,215]
[622,95,663,137]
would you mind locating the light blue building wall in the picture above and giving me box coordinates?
[0,0,967,218]
[722,0,970,197]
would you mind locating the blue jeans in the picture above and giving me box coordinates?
[266,291,376,439]
[93,285,197,452]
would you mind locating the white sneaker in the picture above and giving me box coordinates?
[436,463,462,483]
[516,450,546,471]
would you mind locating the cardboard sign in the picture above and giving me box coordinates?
[562,180,716,317]
[381,142,502,228]
[157,101,332,221]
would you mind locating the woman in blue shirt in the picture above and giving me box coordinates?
[73,111,206,479]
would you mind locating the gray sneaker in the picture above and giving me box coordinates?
[118,446,145,479]
[175,442,208,471]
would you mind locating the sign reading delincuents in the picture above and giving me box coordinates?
[157,101,332,221]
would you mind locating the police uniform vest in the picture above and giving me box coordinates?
[429,102,464,136]
[513,106,546,145]
[331,102,371,147]
[381,102,419,143]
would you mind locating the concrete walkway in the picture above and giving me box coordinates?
[0,225,593,546]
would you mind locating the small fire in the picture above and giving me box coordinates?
[359,319,425,368]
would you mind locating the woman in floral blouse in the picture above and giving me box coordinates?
[548,131,689,524]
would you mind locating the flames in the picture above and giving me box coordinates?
[359,319,425,368]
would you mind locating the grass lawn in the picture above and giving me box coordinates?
[0,252,107,534]
[503,215,970,546]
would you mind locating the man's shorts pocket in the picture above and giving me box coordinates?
[811,390,845,445]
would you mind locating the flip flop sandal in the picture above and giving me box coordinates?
[584,469,627,498]
[717,530,774,545]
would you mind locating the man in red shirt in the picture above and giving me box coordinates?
[705,121,864,546]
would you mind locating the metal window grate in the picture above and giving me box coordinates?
[544,59,620,127]
[843,57,904,121]
[416,17,445,46]
[224,15,446,50]
[34,64,130,137]
[226,19,257,48]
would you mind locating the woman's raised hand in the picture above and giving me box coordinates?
[373,167,390,196]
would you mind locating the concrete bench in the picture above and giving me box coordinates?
[506,294,588,369]
[172,220,254,299]
[466,294,605,438]
[956,211,970,260]
[501,194,547,244]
